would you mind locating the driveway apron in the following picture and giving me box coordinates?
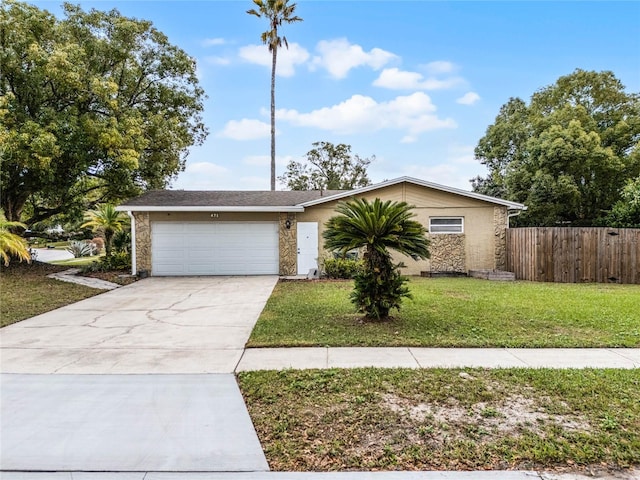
[0,276,278,472]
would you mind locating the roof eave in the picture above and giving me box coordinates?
[116,205,305,213]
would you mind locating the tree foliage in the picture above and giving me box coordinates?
[472,69,640,226]
[0,1,207,224]
[604,177,640,227]
[81,204,128,257]
[279,141,373,191]
[247,0,302,191]
[323,198,429,320]
[0,211,30,266]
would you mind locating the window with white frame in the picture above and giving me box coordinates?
[429,217,463,234]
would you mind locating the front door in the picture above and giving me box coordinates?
[297,222,318,274]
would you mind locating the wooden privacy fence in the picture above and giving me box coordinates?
[506,227,640,284]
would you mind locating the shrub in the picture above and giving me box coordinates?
[66,240,96,258]
[322,257,363,279]
[112,230,131,254]
[99,252,131,271]
[351,258,411,320]
[82,252,131,272]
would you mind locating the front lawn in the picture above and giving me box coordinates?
[247,278,640,348]
[238,368,640,472]
[0,261,101,327]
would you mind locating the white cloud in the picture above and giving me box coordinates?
[202,38,226,47]
[456,91,481,105]
[373,68,464,91]
[277,92,456,140]
[424,60,457,75]
[310,38,398,79]
[238,43,310,77]
[219,119,271,140]
[205,55,231,66]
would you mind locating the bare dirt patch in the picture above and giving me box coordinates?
[380,391,592,445]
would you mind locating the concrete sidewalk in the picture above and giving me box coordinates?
[237,347,640,371]
[0,469,637,479]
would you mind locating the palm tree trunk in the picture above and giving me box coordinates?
[270,46,277,191]
[105,230,114,257]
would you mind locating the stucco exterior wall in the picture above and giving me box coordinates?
[298,183,502,275]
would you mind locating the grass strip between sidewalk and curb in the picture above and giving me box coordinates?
[247,278,640,348]
[238,367,640,473]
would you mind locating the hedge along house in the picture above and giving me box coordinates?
[117,177,526,277]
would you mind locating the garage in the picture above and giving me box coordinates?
[151,221,279,276]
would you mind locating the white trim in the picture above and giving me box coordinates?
[429,216,464,234]
[126,211,137,276]
[116,205,304,213]
[300,176,527,210]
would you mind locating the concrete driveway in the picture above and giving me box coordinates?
[1,276,277,473]
[1,276,278,374]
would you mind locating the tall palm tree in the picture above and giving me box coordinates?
[247,0,302,191]
[0,212,31,266]
[323,198,430,320]
[81,204,128,257]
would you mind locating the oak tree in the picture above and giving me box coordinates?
[0,1,207,224]
[279,141,373,191]
[472,70,640,226]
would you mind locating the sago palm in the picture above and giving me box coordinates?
[323,198,430,320]
[0,212,31,266]
[81,204,128,257]
[247,0,302,191]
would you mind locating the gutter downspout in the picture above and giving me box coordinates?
[507,210,522,228]
[127,211,137,276]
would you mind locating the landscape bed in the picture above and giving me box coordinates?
[247,278,640,348]
[238,367,640,472]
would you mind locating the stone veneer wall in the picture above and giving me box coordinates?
[134,212,152,274]
[428,234,466,272]
[279,213,297,275]
[493,206,507,270]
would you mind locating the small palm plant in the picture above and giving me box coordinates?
[323,198,430,320]
[0,212,31,266]
[81,204,128,257]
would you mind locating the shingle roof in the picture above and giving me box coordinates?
[119,189,347,208]
[117,177,526,212]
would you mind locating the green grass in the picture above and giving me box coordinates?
[29,240,69,249]
[50,255,104,266]
[238,368,640,472]
[0,261,101,327]
[247,278,640,348]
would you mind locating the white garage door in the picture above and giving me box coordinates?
[151,222,279,276]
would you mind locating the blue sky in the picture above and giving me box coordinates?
[31,1,640,191]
